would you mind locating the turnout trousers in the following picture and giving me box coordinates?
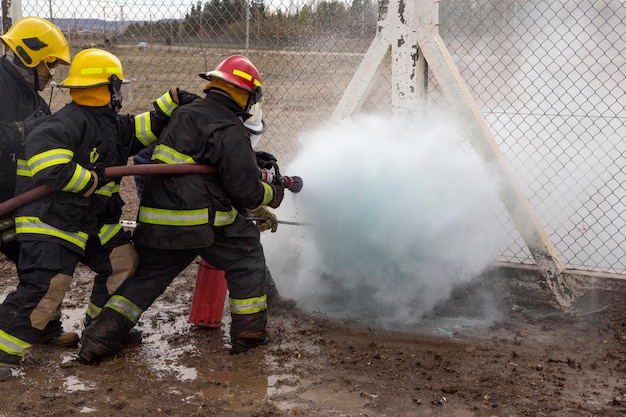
[0,233,136,365]
[80,217,268,359]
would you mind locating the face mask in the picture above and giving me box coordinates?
[243,103,267,148]
[36,62,53,91]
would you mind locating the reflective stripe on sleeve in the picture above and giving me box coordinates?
[16,159,32,177]
[261,182,274,206]
[28,149,74,175]
[94,182,120,197]
[61,164,92,193]
[134,112,157,146]
[155,91,179,117]
[152,144,196,165]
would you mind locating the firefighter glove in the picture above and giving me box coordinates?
[248,205,278,233]
[255,151,278,170]
[92,162,110,184]
[267,184,284,209]
[170,87,200,106]
[15,110,50,144]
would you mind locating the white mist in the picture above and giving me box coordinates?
[263,112,505,327]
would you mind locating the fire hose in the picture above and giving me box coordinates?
[0,163,305,218]
[0,164,215,217]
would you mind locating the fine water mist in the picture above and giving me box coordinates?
[263,112,506,328]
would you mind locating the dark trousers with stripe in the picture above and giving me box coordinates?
[0,237,121,363]
[83,217,268,349]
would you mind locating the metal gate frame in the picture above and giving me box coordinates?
[331,0,577,308]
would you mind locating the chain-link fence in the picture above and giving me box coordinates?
[5,0,626,275]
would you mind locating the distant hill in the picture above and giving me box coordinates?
[51,18,179,33]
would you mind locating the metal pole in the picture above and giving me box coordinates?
[245,0,250,51]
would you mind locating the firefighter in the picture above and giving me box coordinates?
[0,16,78,348]
[132,104,296,310]
[78,54,285,364]
[0,48,193,380]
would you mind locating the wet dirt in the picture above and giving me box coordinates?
[1,180,625,417]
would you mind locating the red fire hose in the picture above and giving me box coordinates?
[0,163,216,217]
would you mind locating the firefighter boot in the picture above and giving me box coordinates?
[230,311,270,354]
[267,291,297,311]
[0,363,16,382]
[36,319,80,348]
[0,351,21,382]
[266,270,296,311]
[83,316,142,346]
[78,312,131,364]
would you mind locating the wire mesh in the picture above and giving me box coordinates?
[6,0,626,274]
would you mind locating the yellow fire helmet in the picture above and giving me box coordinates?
[0,16,70,68]
[59,48,124,88]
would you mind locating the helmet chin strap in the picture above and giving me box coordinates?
[32,67,40,91]
[108,74,123,112]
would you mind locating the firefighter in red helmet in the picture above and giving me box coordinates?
[0,48,196,380]
[78,54,285,363]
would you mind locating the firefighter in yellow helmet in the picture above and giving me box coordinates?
[78,54,285,364]
[0,17,75,353]
[0,48,197,380]
[0,16,71,256]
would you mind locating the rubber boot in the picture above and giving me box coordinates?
[78,311,132,364]
[36,319,79,348]
[267,291,297,311]
[0,351,21,382]
[83,315,142,346]
[265,268,296,311]
[0,363,16,382]
[230,311,269,354]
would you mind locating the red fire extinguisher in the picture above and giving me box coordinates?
[188,260,228,328]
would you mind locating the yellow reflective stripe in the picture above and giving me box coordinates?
[229,295,267,315]
[0,328,32,357]
[104,295,143,324]
[16,159,31,177]
[213,209,238,226]
[98,222,122,245]
[15,216,89,250]
[232,69,261,87]
[85,302,102,320]
[28,148,74,175]
[153,144,196,165]
[134,112,157,146]
[261,182,274,206]
[138,206,209,226]
[94,181,119,197]
[61,165,92,193]
[155,91,179,117]
[81,66,122,75]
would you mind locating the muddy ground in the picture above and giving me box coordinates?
[1,179,625,417]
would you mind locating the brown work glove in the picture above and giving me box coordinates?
[169,87,200,106]
[247,205,278,233]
